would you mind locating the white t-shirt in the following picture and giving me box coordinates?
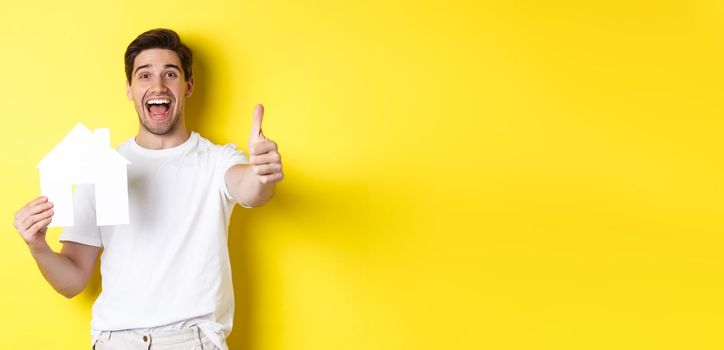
[59,132,248,350]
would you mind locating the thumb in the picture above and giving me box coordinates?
[249,104,265,146]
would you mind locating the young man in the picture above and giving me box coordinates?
[13,29,283,349]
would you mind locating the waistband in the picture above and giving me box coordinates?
[96,324,203,347]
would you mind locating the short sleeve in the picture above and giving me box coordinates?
[59,183,102,247]
[217,143,249,202]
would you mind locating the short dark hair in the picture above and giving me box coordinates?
[124,28,193,83]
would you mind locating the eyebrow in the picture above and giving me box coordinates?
[134,64,181,75]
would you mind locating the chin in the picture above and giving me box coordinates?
[139,114,179,136]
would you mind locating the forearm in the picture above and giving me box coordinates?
[28,242,86,298]
[234,166,276,207]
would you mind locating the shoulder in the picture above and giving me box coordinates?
[194,133,249,169]
[195,133,241,157]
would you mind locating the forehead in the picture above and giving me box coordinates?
[133,48,182,70]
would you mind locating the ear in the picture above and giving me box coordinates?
[185,76,195,97]
[126,80,133,101]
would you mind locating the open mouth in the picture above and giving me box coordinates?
[145,97,172,120]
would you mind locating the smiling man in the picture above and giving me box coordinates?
[13,29,283,349]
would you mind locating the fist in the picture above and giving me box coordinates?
[248,104,283,185]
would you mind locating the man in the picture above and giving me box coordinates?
[13,28,283,349]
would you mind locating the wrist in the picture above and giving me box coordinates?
[28,240,51,258]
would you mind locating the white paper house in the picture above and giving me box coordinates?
[37,123,130,227]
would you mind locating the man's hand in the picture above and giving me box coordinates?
[13,195,101,298]
[14,196,54,252]
[248,104,283,185]
[224,104,284,207]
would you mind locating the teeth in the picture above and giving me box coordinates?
[146,98,171,105]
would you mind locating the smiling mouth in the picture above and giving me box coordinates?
[145,97,172,120]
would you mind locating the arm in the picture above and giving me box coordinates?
[225,164,276,207]
[14,196,101,299]
[225,104,283,207]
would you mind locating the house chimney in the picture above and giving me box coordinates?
[93,128,110,147]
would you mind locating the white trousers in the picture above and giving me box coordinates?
[92,325,219,350]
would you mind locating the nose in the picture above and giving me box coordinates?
[149,75,168,92]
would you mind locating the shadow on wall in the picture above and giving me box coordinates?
[184,42,210,137]
[227,205,258,349]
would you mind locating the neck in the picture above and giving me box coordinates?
[135,124,191,150]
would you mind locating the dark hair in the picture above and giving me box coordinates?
[124,28,193,83]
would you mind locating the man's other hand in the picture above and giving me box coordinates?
[247,104,283,185]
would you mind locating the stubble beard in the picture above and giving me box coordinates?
[138,106,182,136]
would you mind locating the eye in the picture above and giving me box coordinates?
[138,73,150,79]
[165,71,177,79]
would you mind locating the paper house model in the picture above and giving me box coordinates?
[37,123,130,227]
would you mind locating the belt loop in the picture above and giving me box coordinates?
[97,330,111,342]
[193,325,203,347]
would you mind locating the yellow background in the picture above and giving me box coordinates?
[1,0,723,349]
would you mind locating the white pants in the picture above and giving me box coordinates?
[92,325,219,350]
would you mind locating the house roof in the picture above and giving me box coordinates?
[37,122,130,170]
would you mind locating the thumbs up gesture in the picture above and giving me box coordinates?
[248,104,284,185]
